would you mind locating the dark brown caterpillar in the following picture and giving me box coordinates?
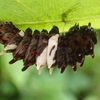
[0,22,97,74]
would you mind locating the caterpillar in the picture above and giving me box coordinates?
[0,22,97,74]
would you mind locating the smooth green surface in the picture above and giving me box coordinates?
[0,0,100,100]
[0,0,100,30]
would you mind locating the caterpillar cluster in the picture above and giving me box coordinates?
[0,22,97,74]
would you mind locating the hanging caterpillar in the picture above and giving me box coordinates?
[0,22,97,74]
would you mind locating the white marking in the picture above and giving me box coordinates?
[72,65,75,68]
[90,47,93,50]
[47,34,59,68]
[36,46,48,72]
[88,26,91,29]
[38,65,44,75]
[78,53,81,56]
[0,44,17,55]
[49,67,54,75]
[4,44,17,51]
[18,30,24,37]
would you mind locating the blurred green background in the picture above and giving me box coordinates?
[0,0,100,100]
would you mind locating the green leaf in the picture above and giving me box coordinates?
[0,1,100,100]
[0,0,100,30]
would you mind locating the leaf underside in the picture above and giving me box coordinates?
[0,0,100,30]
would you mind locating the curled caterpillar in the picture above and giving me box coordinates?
[0,22,97,74]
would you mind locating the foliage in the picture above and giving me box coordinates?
[0,0,100,100]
